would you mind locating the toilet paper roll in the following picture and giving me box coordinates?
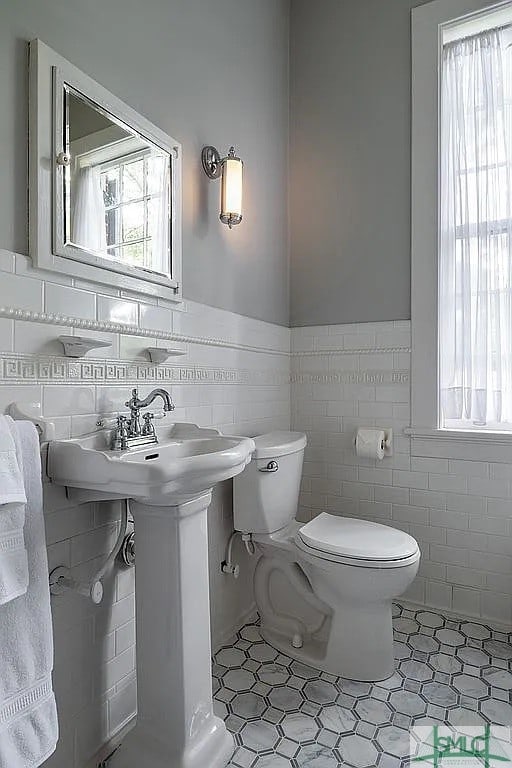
[355,428,386,460]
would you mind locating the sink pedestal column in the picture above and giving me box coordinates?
[110,491,234,768]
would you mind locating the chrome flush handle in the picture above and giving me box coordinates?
[258,460,279,473]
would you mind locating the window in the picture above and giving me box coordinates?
[439,14,512,432]
[411,0,512,457]
[100,151,169,272]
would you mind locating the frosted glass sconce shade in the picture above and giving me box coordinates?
[202,145,243,228]
[220,148,243,228]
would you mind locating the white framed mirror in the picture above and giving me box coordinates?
[29,40,182,301]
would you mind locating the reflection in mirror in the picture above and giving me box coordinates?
[64,87,172,276]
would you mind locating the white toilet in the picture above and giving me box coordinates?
[233,431,420,682]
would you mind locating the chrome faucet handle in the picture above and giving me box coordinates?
[141,412,156,437]
[111,415,130,451]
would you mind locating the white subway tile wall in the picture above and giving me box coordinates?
[2,247,511,767]
[291,320,512,627]
[0,249,290,768]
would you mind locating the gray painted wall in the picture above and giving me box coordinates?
[289,0,432,327]
[0,0,290,325]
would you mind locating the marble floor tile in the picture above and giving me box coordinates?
[213,603,511,767]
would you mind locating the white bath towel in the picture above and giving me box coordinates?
[0,421,58,768]
[0,415,28,605]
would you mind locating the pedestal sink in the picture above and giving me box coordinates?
[47,423,256,768]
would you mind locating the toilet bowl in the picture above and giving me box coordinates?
[233,431,420,681]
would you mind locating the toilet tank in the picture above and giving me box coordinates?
[233,431,307,534]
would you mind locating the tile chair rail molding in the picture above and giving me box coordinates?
[0,307,290,357]
[290,347,411,357]
[0,309,413,366]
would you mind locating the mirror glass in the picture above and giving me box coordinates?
[63,86,172,276]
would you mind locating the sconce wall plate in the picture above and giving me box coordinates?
[202,146,222,180]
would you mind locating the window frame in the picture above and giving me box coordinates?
[410,0,512,461]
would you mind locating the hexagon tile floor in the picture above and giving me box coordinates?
[212,603,512,768]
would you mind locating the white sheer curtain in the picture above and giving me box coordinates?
[71,166,107,253]
[440,27,512,427]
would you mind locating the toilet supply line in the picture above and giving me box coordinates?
[221,531,255,578]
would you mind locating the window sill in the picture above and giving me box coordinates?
[405,427,512,463]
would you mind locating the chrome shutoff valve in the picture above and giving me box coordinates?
[221,561,240,579]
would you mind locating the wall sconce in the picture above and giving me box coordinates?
[202,146,243,228]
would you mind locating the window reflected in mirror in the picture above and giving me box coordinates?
[64,87,172,277]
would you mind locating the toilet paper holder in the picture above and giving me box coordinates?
[380,428,393,456]
[354,427,393,458]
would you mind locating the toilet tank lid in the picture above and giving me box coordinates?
[253,431,307,459]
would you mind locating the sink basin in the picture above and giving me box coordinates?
[47,422,255,502]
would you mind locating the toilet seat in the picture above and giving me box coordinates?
[295,513,420,569]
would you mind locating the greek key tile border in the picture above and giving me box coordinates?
[292,370,410,385]
[0,353,289,387]
[0,354,412,388]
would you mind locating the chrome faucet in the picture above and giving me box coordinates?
[110,388,175,450]
[125,388,174,435]
[126,387,174,412]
